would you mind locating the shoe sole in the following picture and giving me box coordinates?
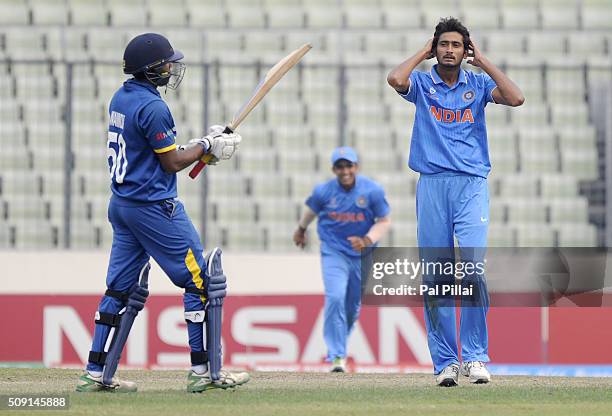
[462,370,491,384]
[188,374,250,393]
[76,384,136,393]
[437,378,458,387]
[189,382,246,393]
[330,368,345,373]
[470,377,490,384]
[461,368,491,384]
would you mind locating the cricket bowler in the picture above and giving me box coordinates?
[387,17,524,386]
[293,147,391,372]
[76,33,249,393]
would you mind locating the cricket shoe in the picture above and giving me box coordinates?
[187,369,250,393]
[330,357,347,373]
[436,364,459,387]
[460,361,491,384]
[76,371,137,393]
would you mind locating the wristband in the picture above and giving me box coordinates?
[200,137,211,153]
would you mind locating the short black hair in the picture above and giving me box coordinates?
[432,17,470,52]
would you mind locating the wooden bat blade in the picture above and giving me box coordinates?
[229,43,312,130]
[189,44,311,179]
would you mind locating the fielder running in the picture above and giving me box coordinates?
[387,18,524,386]
[76,33,249,393]
[293,147,391,372]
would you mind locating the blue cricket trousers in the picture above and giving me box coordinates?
[87,195,207,372]
[416,172,490,374]
[321,249,362,361]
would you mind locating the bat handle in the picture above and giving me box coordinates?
[189,159,207,179]
[188,126,234,179]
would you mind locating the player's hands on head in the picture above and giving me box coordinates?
[347,236,372,252]
[293,227,307,249]
[466,40,484,67]
[422,38,434,60]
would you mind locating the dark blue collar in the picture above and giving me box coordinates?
[125,78,160,96]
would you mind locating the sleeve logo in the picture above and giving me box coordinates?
[154,128,176,141]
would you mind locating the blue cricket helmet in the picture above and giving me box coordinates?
[123,33,184,75]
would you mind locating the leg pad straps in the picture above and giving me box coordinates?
[105,289,129,303]
[95,311,122,327]
[89,350,107,365]
[190,351,209,365]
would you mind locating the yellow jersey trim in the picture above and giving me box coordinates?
[153,143,177,154]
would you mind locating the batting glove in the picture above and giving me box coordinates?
[189,125,242,165]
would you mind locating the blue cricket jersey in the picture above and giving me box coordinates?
[306,175,390,258]
[400,65,498,178]
[107,79,178,203]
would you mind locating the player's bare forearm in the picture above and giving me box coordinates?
[387,39,433,93]
[294,206,316,250]
[478,57,525,107]
[158,143,206,174]
[366,216,391,244]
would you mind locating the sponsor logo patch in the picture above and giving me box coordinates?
[155,129,176,141]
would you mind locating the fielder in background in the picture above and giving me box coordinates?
[387,17,524,386]
[293,147,391,372]
[77,33,249,393]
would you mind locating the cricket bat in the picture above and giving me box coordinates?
[189,43,312,179]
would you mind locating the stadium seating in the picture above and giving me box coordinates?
[487,225,515,247]
[0,0,607,250]
[69,0,108,26]
[501,6,539,30]
[31,0,69,26]
[0,0,29,25]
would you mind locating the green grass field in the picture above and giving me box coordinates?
[2,369,612,416]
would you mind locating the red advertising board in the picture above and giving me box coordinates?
[1,295,611,368]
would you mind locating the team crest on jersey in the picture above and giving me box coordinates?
[356,196,367,208]
[429,87,436,94]
[462,90,475,102]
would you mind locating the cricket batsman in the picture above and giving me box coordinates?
[387,17,524,386]
[293,147,391,372]
[76,33,249,393]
